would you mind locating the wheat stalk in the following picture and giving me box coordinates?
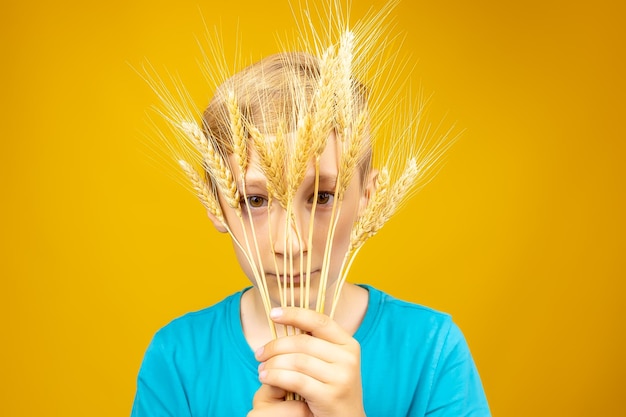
[178,116,281,336]
[250,123,288,207]
[288,113,315,199]
[178,160,224,223]
[226,90,248,175]
[350,158,418,253]
[145,4,458,399]
[180,121,210,156]
[309,46,336,155]
[180,121,241,211]
[226,89,274,315]
[328,158,421,317]
[337,111,368,200]
[335,31,355,137]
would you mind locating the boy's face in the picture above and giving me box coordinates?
[209,132,374,308]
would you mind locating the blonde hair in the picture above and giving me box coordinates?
[145,2,454,322]
[201,51,372,179]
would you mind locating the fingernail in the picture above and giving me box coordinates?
[255,346,264,358]
[270,307,283,319]
[259,370,268,380]
[257,362,265,372]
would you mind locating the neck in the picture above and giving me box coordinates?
[240,282,368,349]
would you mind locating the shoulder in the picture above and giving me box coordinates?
[358,286,491,415]
[132,290,256,416]
[148,290,242,352]
[137,289,249,383]
[359,285,456,344]
[372,286,451,320]
[358,285,473,369]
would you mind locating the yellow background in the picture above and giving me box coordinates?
[2,0,624,416]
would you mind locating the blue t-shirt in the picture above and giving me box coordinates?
[131,285,490,416]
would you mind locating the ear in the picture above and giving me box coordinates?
[207,210,228,233]
[358,168,378,216]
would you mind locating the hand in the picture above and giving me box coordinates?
[251,307,366,417]
[247,384,313,417]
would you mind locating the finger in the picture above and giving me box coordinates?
[252,384,288,408]
[260,352,336,384]
[258,367,326,402]
[248,396,313,417]
[256,332,353,364]
[269,307,352,344]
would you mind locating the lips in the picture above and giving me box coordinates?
[285,275,302,285]
[266,271,318,285]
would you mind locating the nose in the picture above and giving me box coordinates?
[271,209,306,257]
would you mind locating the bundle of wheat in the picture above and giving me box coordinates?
[142,0,456,391]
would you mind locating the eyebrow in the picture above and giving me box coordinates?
[243,175,267,186]
[243,173,338,191]
[302,173,338,190]
[242,176,268,192]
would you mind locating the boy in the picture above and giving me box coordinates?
[132,26,490,417]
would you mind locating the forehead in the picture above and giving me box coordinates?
[242,131,340,184]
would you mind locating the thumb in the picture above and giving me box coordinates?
[252,384,288,407]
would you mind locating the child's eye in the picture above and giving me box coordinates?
[245,195,268,208]
[309,192,334,205]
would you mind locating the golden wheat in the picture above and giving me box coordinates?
[145,0,456,358]
[335,31,355,136]
[205,144,240,211]
[226,90,248,175]
[249,123,288,207]
[309,47,337,156]
[178,120,240,211]
[180,121,210,156]
[350,167,390,251]
[288,112,315,199]
[337,110,368,199]
[178,160,224,223]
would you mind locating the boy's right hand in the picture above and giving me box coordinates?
[247,384,313,417]
[247,307,367,417]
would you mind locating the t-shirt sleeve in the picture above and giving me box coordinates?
[131,331,191,417]
[425,322,491,417]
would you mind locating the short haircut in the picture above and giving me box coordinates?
[202,51,372,180]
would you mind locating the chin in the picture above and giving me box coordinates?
[252,270,340,308]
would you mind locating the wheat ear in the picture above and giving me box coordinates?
[335,31,355,137]
[178,160,224,223]
[180,121,241,211]
[351,159,418,251]
[226,90,248,174]
[314,33,360,313]
[329,159,419,317]
[309,46,336,155]
[288,113,314,198]
[330,166,392,317]
[250,123,288,207]
[180,118,278,336]
[226,89,270,307]
[248,123,291,311]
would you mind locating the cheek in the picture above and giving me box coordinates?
[331,206,359,251]
[334,187,368,247]
[231,239,253,274]
[226,208,270,241]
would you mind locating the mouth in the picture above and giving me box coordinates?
[285,275,302,285]
[265,271,319,286]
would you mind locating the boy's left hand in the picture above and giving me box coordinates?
[254,307,367,417]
